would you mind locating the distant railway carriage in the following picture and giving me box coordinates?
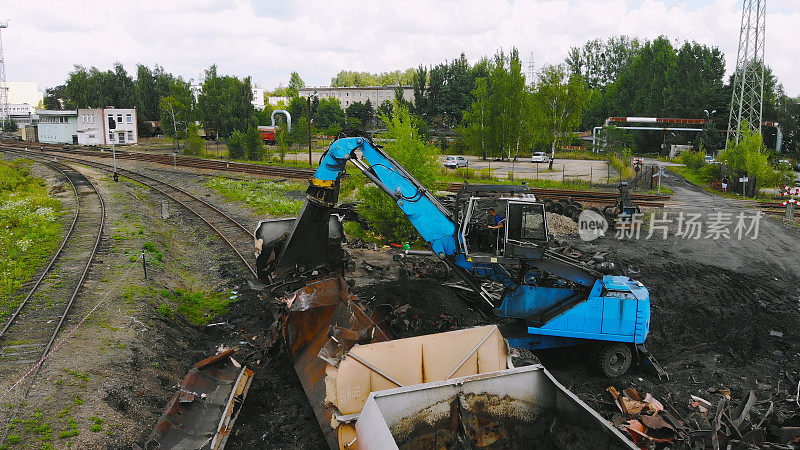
[258,125,277,144]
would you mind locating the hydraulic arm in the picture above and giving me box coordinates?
[253,136,663,378]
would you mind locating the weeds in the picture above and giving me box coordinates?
[157,303,174,319]
[64,369,89,381]
[204,177,304,216]
[0,160,63,317]
[159,289,236,325]
[142,241,164,266]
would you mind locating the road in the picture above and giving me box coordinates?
[440,154,615,182]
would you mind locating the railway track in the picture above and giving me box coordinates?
[0,139,315,180]
[1,140,672,206]
[0,158,105,409]
[1,146,258,279]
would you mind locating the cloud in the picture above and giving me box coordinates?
[4,0,799,98]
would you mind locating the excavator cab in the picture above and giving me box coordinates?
[459,194,548,263]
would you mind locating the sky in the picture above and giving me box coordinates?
[4,0,799,97]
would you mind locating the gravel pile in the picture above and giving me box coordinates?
[547,213,579,236]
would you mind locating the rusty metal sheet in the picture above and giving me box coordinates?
[278,275,390,449]
[144,348,253,450]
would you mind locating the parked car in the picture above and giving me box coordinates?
[531,152,551,163]
[443,155,468,169]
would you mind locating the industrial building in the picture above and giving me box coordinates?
[298,86,414,107]
[37,110,77,144]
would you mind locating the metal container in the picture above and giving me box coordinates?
[355,364,635,449]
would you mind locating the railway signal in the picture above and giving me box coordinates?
[782,185,798,220]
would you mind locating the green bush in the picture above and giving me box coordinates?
[680,150,706,171]
[718,125,781,189]
[697,164,718,182]
[185,124,204,156]
[244,126,265,161]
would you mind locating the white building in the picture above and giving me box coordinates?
[267,96,289,106]
[1,82,44,113]
[298,86,414,108]
[37,110,77,144]
[252,87,265,110]
[76,108,138,145]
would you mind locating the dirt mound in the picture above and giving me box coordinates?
[354,279,490,339]
[547,213,579,236]
[640,258,800,366]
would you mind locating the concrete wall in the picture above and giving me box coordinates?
[77,108,106,145]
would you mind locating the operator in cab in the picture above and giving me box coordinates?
[487,208,505,254]
[488,208,504,231]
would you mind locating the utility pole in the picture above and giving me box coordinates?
[0,20,10,130]
[727,0,767,147]
[307,93,316,166]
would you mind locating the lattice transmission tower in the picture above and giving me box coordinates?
[0,20,8,129]
[726,0,766,146]
[526,52,535,85]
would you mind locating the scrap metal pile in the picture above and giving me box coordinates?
[142,349,253,450]
[606,383,800,448]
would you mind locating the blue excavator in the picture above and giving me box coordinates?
[254,136,666,378]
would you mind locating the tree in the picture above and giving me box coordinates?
[159,95,189,147]
[566,36,641,90]
[287,72,305,98]
[290,116,309,147]
[276,126,289,162]
[197,65,255,138]
[227,130,246,159]
[775,93,800,156]
[357,102,440,242]
[461,77,490,159]
[314,97,346,131]
[532,64,591,168]
[461,49,529,160]
[3,119,18,132]
[345,100,374,127]
[43,85,69,110]
[718,124,781,190]
[377,100,393,122]
[330,68,416,87]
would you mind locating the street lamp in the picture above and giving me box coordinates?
[307,93,318,166]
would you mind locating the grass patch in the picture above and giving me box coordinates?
[607,154,636,179]
[159,289,236,325]
[0,160,63,318]
[204,177,304,216]
[142,241,164,266]
[64,369,89,381]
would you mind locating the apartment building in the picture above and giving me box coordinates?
[298,86,414,108]
[76,108,138,145]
